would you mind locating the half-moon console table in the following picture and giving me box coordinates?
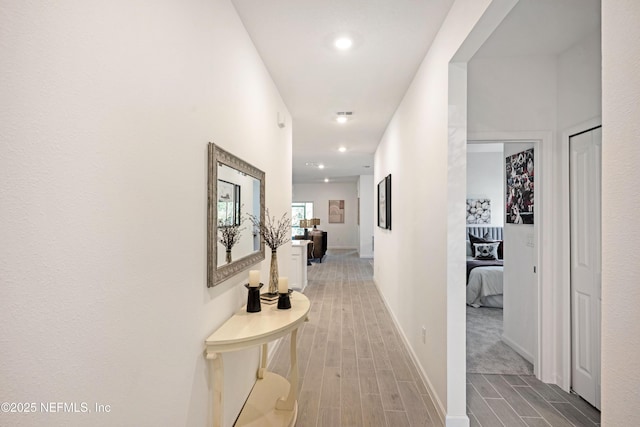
[205,291,310,427]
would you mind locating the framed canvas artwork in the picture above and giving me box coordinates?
[466,198,491,224]
[506,148,534,224]
[328,200,345,223]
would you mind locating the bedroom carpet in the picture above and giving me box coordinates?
[467,306,534,375]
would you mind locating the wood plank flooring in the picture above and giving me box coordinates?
[468,374,601,427]
[269,250,441,426]
[269,250,600,426]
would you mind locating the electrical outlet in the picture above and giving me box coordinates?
[421,326,427,344]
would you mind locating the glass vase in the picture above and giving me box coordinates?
[225,249,232,264]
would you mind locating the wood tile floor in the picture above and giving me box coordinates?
[269,250,601,426]
[467,374,601,427]
[269,249,442,426]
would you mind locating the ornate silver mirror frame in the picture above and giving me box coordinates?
[207,143,265,287]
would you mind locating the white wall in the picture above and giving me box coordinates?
[557,31,602,132]
[556,29,602,388]
[0,1,291,427]
[292,182,359,249]
[463,10,605,403]
[357,175,375,258]
[601,0,640,424]
[466,149,504,226]
[373,1,507,423]
[468,56,558,132]
[502,143,537,363]
[468,24,603,387]
[467,55,555,369]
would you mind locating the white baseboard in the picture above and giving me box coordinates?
[373,279,447,426]
[555,373,570,393]
[446,415,471,427]
[502,333,534,364]
[291,284,306,293]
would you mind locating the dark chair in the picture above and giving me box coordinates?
[310,231,327,263]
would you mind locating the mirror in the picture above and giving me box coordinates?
[208,143,265,287]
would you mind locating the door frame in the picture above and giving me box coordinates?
[468,130,552,381]
[560,116,602,392]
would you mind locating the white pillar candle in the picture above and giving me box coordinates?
[278,277,289,294]
[249,270,260,287]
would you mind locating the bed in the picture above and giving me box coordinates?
[466,226,504,308]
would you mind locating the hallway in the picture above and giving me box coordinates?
[269,250,442,426]
[269,250,601,426]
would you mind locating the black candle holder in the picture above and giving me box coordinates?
[277,290,292,310]
[245,283,263,313]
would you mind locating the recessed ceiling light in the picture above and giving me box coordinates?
[334,37,353,50]
[318,164,325,169]
[324,178,329,183]
[338,147,347,153]
[336,111,353,123]
[335,112,352,124]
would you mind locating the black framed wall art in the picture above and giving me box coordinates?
[377,174,392,230]
[506,148,534,224]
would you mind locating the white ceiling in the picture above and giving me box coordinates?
[473,0,600,58]
[231,0,455,183]
[231,0,601,184]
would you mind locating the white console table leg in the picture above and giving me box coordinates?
[258,343,268,379]
[205,293,309,426]
[207,352,224,427]
[276,328,298,411]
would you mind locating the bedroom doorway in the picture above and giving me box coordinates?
[466,140,538,376]
[569,126,602,409]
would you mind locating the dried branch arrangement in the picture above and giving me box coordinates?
[249,209,290,250]
[218,219,245,250]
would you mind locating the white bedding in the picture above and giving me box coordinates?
[466,265,503,308]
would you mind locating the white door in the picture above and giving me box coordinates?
[570,127,602,409]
